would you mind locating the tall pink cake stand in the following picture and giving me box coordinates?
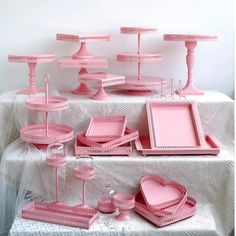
[57,33,110,95]
[8,54,55,95]
[116,27,166,95]
[74,156,96,210]
[80,72,125,100]
[20,73,74,148]
[164,34,218,95]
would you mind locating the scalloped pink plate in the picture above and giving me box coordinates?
[164,34,218,42]
[117,53,162,62]
[57,33,111,42]
[120,27,157,34]
[8,54,55,63]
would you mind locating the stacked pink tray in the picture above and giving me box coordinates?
[135,100,220,155]
[134,175,197,227]
[115,27,166,95]
[20,74,74,147]
[75,116,139,156]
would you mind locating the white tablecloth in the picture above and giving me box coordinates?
[0,89,234,236]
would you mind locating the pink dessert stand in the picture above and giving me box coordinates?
[57,33,110,95]
[8,54,55,94]
[74,156,96,210]
[164,34,218,95]
[80,72,125,100]
[20,73,74,148]
[116,27,166,95]
[113,193,135,221]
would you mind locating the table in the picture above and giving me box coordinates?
[0,89,234,236]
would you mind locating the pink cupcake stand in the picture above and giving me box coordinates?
[57,33,110,95]
[116,27,166,95]
[164,34,218,95]
[20,74,74,148]
[8,54,55,94]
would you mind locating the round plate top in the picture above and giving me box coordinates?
[120,27,158,34]
[57,33,111,42]
[117,53,162,62]
[164,34,218,42]
[8,54,55,63]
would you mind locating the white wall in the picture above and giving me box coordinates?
[0,0,234,97]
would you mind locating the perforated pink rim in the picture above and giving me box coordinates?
[120,27,157,34]
[164,34,218,42]
[57,33,111,42]
[117,53,162,62]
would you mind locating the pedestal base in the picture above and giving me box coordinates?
[71,83,92,95]
[180,83,204,95]
[91,87,110,100]
[115,210,132,221]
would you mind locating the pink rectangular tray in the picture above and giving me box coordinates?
[135,135,220,155]
[85,116,127,142]
[22,201,99,229]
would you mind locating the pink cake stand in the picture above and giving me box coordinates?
[80,72,125,100]
[74,159,95,209]
[8,54,55,95]
[164,34,218,95]
[113,193,135,221]
[117,27,166,95]
[20,74,74,147]
[59,57,108,95]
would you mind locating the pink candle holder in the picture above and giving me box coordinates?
[57,33,110,95]
[164,34,218,95]
[8,54,55,95]
[113,193,135,221]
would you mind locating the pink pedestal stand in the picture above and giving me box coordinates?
[80,72,125,100]
[113,193,135,221]
[116,27,166,95]
[164,34,218,95]
[20,74,74,148]
[8,54,55,95]
[57,33,110,95]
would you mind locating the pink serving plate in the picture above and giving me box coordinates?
[140,175,187,215]
[120,27,157,34]
[134,192,196,227]
[26,96,68,112]
[135,135,220,155]
[8,54,55,63]
[117,53,162,62]
[57,33,111,42]
[21,124,74,145]
[77,127,139,148]
[164,34,218,42]
[85,116,127,142]
[22,201,99,229]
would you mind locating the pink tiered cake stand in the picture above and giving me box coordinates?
[57,33,110,95]
[116,27,166,95]
[8,54,55,94]
[164,34,218,95]
[20,74,73,148]
[80,72,125,100]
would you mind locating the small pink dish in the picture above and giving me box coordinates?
[46,153,66,168]
[98,196,116,214]
[74,165,95,181]
[113,193,135,221]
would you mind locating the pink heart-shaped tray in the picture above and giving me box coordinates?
[140,175,187,215]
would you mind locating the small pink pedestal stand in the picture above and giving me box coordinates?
[113,193,135,221]
[8,54,55,95]
[80,72,125,100]
[57,33,110,95]
[116,27,166,95]
[20,74,73,148]
[164,34,218,95]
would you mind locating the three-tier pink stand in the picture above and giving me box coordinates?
[57,33,110,95]
[164,34,218,95]
[116,27,166,95]
[8,54,55,94]
[20,74,74,148]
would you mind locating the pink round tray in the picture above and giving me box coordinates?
[8,54,55,63]
[74,165,95,180]
[56,33,111,42]
[20,124,73,144]
[46,153,66,168]
[113,193,135,210]
[26,96,68,112]
[120,27,157,34]
[164,34,218,42]
[115,76,166,91]
[117,53,162,62]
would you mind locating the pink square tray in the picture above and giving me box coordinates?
[85,116,127,142]
[134,191,196,227]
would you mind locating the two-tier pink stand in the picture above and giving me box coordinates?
[164,34,218,95]
[116,27,166,95]
[20,74,74,148]
[57,33,110,95]
[8,54,55,94]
